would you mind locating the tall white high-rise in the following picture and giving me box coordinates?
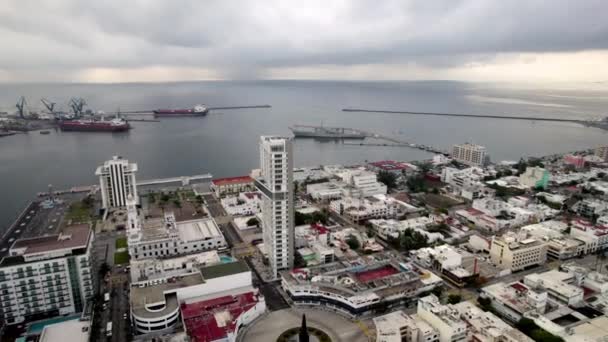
[96,156,138,210]
[255,136,294,278]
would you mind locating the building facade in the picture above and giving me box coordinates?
[95,156,138,210]
[255,136,295,279]
[451,143,488,167]
[489,232,547,272]
[0,225,94,325]
[595,145,608,162]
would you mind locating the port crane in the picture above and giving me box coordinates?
[15,96,27,119]
[69,97,87,117]
[40,98,56,114]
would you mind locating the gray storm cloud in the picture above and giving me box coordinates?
[0,0,607,81]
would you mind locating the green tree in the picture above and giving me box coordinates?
[406,175,427,193]
[346,235,360,250]
[377,171,398,189]
[246,217,259,227]
[478,296,492,311]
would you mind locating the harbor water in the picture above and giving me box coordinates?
[1,80,608,232]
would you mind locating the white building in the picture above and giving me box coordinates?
[95,155,138,210]
[481,281,548,322]
[489,231,547,272]
[281,254,442,317]
[336,169,387,197]
[523,270,584,306]
[417,295,467,342]
[220,192,262,216]
[129,260,265,336]
[129,250,222,286]
[330,197,392,223]
[306,181,346,201]
[369,218,442,242]
[570,219,608,254]
[453,301,533,342]
[441,167,493,200]
[255,136,295,279]
[0,224,94,325]
[126,197,227,260]
[452,143,488,167]
[374,310,440,342]
[39,319,91,342]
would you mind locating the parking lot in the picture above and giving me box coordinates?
[0,193,87,258]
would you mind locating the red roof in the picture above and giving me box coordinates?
[355,265,399,283]
[212,176,254,187]
[466,208,484,216]
[181,292,260,342]
[369,160,410,171]
[510,283,528,293]
[310,223,329,235]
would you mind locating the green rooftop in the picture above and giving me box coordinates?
[200,260,249,280]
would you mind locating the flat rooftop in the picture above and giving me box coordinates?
[283,253,422,297]
[130,273,204,319]
[177,218,223,242]
[39,319,90,342]
[182,291,261,342]
[200,260,249,280]
[211,176,253,186]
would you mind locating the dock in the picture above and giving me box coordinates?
[291,124,448,154]
[207,105,271,110]
[342,108,587,124]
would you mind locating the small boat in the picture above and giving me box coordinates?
[40,130,51,135]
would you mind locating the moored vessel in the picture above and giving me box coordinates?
[153,104,208,117]
[59,118,130,132]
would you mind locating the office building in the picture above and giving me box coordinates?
[254,136,294,279]
[0,225,94,325]
[451,143,488,167]
[126,193,227,260]
[95,156,138,210]
[489,232,547,272]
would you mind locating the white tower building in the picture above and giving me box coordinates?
[95,156,138,210]
[255,136,294,279]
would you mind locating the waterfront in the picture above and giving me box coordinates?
[1,80,608,232]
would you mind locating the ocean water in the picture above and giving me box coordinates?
[1,80,607,231]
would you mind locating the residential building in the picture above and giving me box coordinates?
[441,167,493,200]
[369,218,442,242]
[335,169,387,197]
[523,270,584,306]
[451,143,488,167]
[452,301,533,342]
[255,136,295,279]
[489,232,547,272]
[306,181,346,201]
[569,219,608,254]
[595,145,608,162]
[368,160,417,176]
[281,253,442,316]
[481,281,548,322]
[95,155,138,210]
[220,192,262,216]
[210,176,255,197]
[374,310,439,342]
[519,166,550,189]
[416,295,467,342]
[0,224,94,325]
[575,199,608,218]
[330,197,391,223]
[127,198,227,260]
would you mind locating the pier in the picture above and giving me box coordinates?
[342,108,586,124]
[137,173,213,186]
[292,124,448,154]
[207,105,271,110]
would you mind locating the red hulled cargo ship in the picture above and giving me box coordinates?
[59,118,131,132]
[153,104,208,117]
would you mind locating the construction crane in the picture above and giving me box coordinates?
[41,98,56,113]
[69,97,87,117]
[16,96,27,119]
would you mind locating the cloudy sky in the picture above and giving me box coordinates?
[1,0,607,83]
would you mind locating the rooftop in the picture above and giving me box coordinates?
[282,253,423,298]
[39,319,90,342]
[2,224,91,266]
[177,218,223,242]
[200,260,249,280]
[130,273,204,319]
[182,291,261,342]
[369,160,411,171]
[211,176,254,187]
